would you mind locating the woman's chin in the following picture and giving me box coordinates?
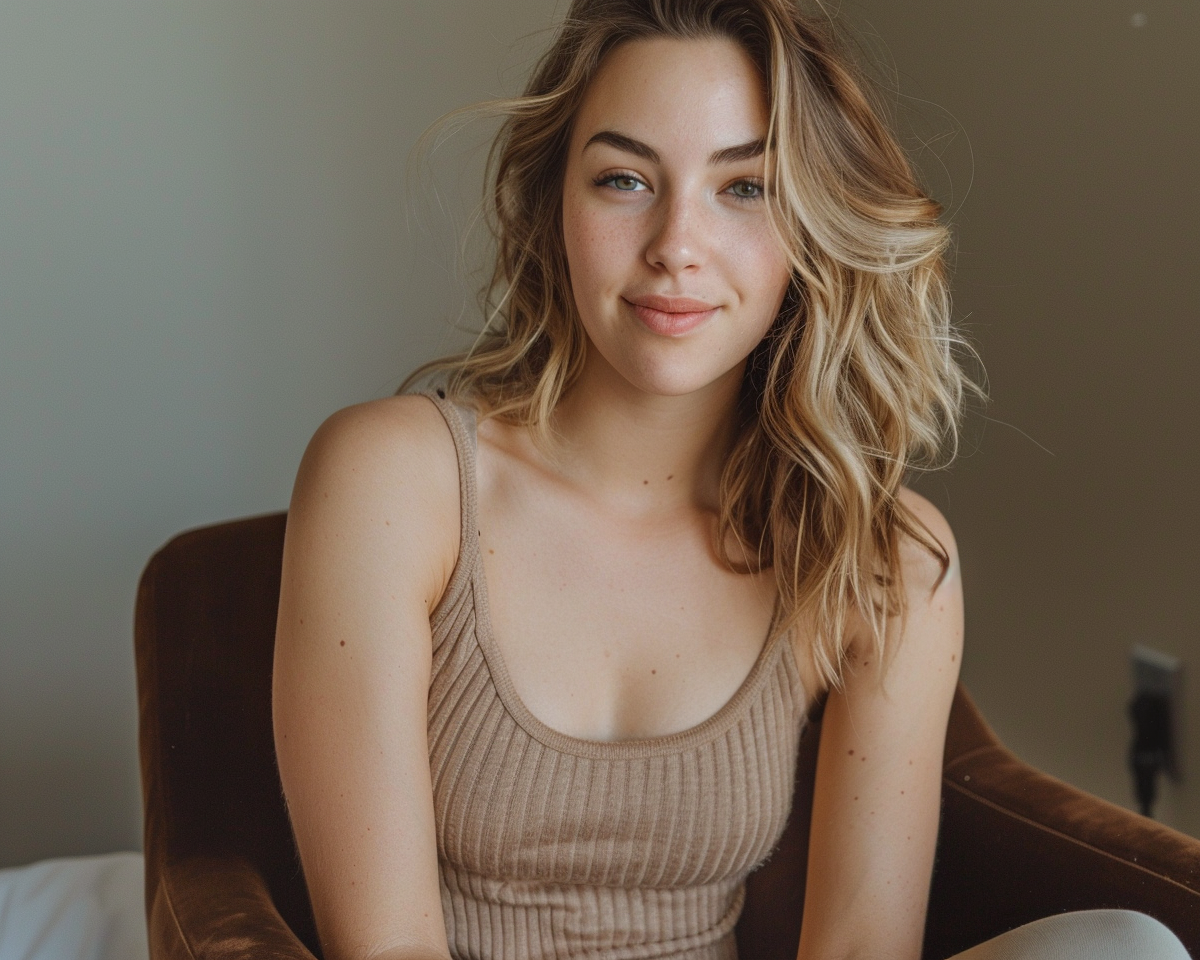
[574,332,746,403]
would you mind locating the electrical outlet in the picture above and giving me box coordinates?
[1131,645,1183,782]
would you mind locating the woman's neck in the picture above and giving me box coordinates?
[546,353,745,517]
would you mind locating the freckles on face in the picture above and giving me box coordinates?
[560,36,792,398]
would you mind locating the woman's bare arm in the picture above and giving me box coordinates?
[273,395,460,960]
[796,489,964,960]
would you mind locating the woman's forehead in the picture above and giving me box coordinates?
[570,37,769,157]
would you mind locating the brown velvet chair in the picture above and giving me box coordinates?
[135,513,1200,960]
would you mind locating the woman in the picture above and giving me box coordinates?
[272,2,1191,958]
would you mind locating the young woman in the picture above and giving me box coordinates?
[272,2,1191,959]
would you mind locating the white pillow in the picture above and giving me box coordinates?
[0,853,147,960]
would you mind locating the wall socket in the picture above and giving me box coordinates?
[1131,644,1183,782]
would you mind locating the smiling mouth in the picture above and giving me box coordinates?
[623,296,719,336]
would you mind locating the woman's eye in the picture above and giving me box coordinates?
[596,174,645,192]
[728,179,764,200]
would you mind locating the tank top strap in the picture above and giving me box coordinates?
[416,387,482,621]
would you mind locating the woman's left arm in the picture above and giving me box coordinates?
[795,489,964,960]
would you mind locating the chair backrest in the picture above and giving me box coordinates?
[135,512,1003,960]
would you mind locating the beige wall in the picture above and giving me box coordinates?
[842,1,1199,834]
[0,0,559,868]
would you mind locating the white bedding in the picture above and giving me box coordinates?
[0,853,147,960]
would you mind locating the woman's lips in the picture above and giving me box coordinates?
[624,295,719,336]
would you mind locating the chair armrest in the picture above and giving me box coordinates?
[137,514,322,959]
[146,854,318,960]
[924,742,1200,959]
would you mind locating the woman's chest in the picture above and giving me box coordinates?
[426,614,808,888]
[476,464,779,743]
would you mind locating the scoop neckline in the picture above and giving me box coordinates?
[431,389,787,761]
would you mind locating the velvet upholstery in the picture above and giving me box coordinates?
[136,513,1200,960]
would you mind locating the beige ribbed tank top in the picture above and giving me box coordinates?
[422,391,810,960]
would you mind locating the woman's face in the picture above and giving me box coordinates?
[561,36,792,401]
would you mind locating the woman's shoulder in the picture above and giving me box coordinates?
[299,393,459,493]
[896,486,959,598]
[288,394,463,606]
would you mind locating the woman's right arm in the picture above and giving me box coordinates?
[272,395,460,960]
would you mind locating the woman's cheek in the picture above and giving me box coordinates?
[741,223,792,307]
[565,204,637,299]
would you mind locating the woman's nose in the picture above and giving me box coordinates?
[644,192,708,275]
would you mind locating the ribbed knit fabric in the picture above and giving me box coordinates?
[421,391,810,960]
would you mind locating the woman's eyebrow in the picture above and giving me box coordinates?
[582,130,765,165]
[708,138,765,165]
[583,131,660,163]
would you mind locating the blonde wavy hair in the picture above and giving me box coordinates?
[406,0,977,692]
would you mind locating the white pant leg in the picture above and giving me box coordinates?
[947,909,1191,960]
